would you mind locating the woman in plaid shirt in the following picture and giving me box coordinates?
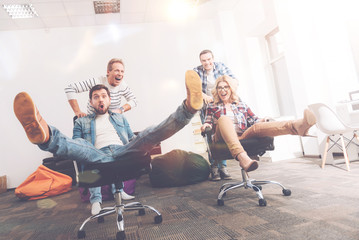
[201,75,316,172]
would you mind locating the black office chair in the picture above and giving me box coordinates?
[202,128,291,207]
[73,151,162,240]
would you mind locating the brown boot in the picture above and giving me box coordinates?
[237,152,259,172]
[292,109,316,136]
[14,92,49,144]
[185,70,203,113]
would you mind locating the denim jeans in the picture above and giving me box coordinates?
[38,102,194,203]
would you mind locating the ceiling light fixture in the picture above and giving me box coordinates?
[93,0,120,14]
[2,4,38,19]
[168,0,199,21]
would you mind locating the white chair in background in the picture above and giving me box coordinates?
[308,103,359,171]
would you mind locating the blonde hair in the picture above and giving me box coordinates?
[211,75,240,104]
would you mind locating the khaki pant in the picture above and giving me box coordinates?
[213,116,297,159]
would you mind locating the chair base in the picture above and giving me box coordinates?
[77,192,162,239]
[217,169,291,207]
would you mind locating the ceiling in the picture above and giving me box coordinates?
[0,0,240,31]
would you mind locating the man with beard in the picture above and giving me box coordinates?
[64,58,138,213]
[14,70,203,215]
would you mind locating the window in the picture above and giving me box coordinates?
[265,27,296,116]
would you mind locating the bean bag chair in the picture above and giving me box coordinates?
[149,149,210,187]
[15,165,72,200]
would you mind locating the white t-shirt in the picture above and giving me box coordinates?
[94,113,123,149]
[205,70,216,97]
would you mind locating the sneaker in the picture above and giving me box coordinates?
[219,167,232,180]
[185,70,203,113]
[210,166,221,181]
[121,191,135,200]
[91,202,101,215]
[14,92,49,144]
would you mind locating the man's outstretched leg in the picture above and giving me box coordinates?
[115,70,203,156]
[14,92,111,163]
[14,92,50,144]
[185,70,203,113]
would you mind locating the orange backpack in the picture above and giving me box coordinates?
[15,165,72,200]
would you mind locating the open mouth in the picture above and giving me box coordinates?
[100,104,104,110]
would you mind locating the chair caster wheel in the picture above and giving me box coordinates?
[217,199,224,206]
[98,216,104,223]
[77,230,86,239]
[259,198,267,206]
[116,231,126,240]
[283,189,291,196]
[154,215,162,224]
[139,209,145,216]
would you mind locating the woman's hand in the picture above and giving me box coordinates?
[201,123,212,132]
[203,93,213,104]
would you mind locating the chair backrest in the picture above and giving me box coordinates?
[308,103,352,135]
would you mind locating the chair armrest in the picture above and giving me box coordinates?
[201,126,212,137]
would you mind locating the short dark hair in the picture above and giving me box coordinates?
[199,49,213,59]
[89,84,110,99]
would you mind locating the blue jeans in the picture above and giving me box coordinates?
[38,103,194,203]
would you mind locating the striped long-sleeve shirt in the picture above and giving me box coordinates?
[64,76,138,114]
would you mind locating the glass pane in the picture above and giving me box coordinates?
[266,28,284,60]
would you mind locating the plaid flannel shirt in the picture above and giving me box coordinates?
[204,101,259,135]
[193,62,236,95]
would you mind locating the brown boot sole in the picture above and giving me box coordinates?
[245,161,259,172]
[14,92,47,144]
[304,109,316,126]
[185,70,203,111]
[300,109,317,136]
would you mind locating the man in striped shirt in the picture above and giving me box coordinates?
[64,58,137,118]
[64,58,138,215]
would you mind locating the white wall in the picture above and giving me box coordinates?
[2,0,359,188]
[0,18,232,188]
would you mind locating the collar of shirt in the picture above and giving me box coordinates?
[201,62,217,73]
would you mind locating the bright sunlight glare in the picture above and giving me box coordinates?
[168,0,197,22]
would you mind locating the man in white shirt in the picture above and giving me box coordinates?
[15,70,203,218]
[64,58,138,214]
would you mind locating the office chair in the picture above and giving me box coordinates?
[73,151,162,240]
[308,103,359,171]
[202,128,291,207]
